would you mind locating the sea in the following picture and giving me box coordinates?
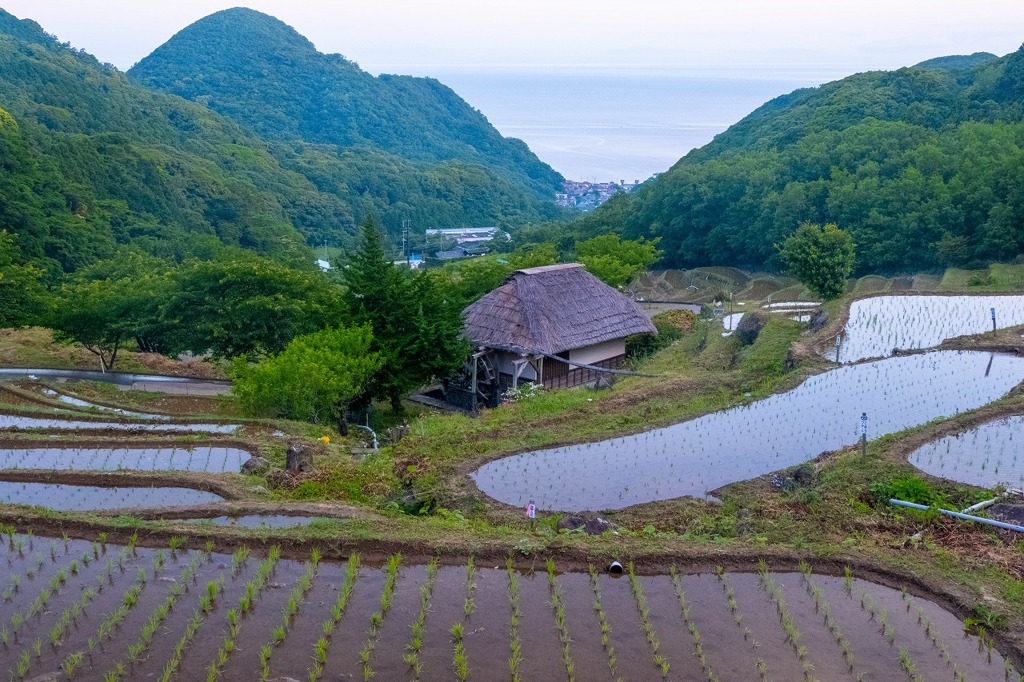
[433,67,849,182]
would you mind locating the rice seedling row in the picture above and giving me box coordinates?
[357,552,402,682]
[0,538,1009,681]
[307,554,360,682]
[586,563,623,681]
[256,550,319,681]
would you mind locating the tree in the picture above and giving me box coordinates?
[778,222,856,300]
[162,255,346,359]
[232,325,383,428]
[344,217,469,410]
[0,230,47,327]
[49,278,141,371]
[576,234,661,288]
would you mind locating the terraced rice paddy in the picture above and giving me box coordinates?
[40,389,163,420]
[0,482,223,510]
[0,447,250,473]
[909,415,1024,490]
[0,414,237,433]
[835,295,1024,363]
[473,351,1024,511]
[0,535,1011,682]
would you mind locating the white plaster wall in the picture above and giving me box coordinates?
[568,338,625,366]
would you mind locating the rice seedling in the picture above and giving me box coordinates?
[451,622,468,681]
[403,558,438,680]
[627,562,668,678]
[670,565,717,680]
[507,558,523,682]
[205,546,281,681]
[587,563,623,680]
[545,558,576,682]
[257,553,319,680]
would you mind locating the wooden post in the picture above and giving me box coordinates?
[470,355,478,413]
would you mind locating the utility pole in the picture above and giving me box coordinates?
[402,220,411,268]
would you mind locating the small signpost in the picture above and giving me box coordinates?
[991,307,997,337]
[860,412,868,460]
[525,498,536,530]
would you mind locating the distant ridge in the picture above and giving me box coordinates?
[578,45,1024,273]
[914,52,999,71]
[129,8,562,201]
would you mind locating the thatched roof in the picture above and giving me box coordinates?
[463,263,657,355]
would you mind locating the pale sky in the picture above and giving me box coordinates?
[3,1,1023,76]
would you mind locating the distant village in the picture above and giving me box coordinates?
[556,178,643,210]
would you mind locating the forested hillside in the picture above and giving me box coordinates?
[129,8,562,226]
[582,46,1024,272]
[0,8,560,280]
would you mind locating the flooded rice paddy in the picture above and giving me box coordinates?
[0,414,237,433]
[0,446,249,473]
[0,482,223,510]
[909,415,1024,490]
[473,351,1024,511]
[0,535,1010,682]
[40,389,163,419]
[835,295,1024,363]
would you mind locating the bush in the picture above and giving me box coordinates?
[626,309,696,359]
[870,475,948,508]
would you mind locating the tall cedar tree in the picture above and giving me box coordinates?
[344,217,469,410]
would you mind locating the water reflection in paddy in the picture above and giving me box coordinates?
[472,351,1024,511]
[835,295,1024,363]
[909,415,1024,489]
[0,414,237,433]
[0,481,223,510]
[0,446,249,473]
[186,515,326,528]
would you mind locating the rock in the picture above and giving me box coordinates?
[807,308,829,332]
[557,515,614,535]
[286,442,314,472]
[736,312,768,346]
[241,456,270,475]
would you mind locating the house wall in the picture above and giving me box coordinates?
[568,339,626,365]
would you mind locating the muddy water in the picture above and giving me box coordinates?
[835,294,1024,363]
[0,413,237,432]
[185,514,326,528]
[908,414,1024,489]
[0,481,223,509]
[0,446,249,473]
[0,543,1013,681]
[473,351,1024,511]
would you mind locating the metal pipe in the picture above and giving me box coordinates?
[962,497,1002,514]
[889,499,1024,533]
[353,424,378,450]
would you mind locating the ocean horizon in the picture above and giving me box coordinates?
[430,67,849,181]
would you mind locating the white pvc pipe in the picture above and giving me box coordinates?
[889,499,1024,533]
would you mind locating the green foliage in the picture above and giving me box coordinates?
[778,223,855,299]
[345,217,470,409]
[576,234,661,288]
[162,256,345,358]
[870,475,948,508]
[0,8,561,281]
[584,48,1024,273]
[0,231,47,327]
[626,309,695,360]
[233,325,383,423]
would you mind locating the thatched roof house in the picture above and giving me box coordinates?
[454,264,655,406]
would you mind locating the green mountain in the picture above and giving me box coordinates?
[584,46,1024,272]
[128,8,562,220]
[0,8,561,279]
